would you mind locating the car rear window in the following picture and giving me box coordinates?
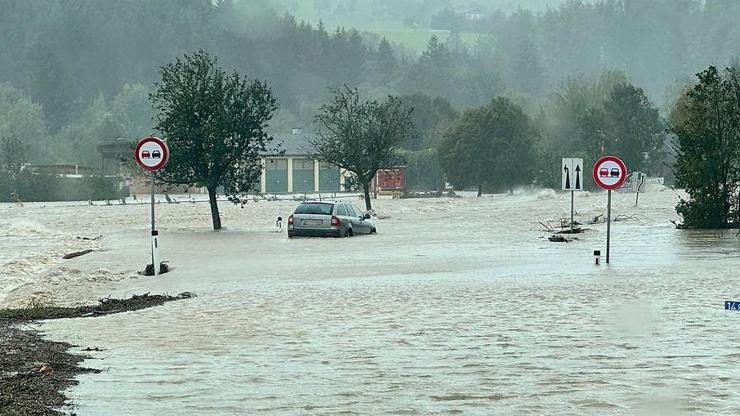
[294,203,334,215]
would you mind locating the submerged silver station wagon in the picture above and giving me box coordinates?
[287,201,376,238]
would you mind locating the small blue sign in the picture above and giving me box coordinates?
[725,301,740,311]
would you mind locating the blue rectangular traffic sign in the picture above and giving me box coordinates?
[725,301,740,310]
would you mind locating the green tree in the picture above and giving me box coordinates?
[399,93,458,151]
[52,94,125,167]
[0,137,28,176]
[671,66,740,228]
[24,45,77,130]
[499,9,545,97]
[439,97,537,196]
[311,86,413,210]
[534,71,629,188]
[397,94,458,191]
[111,83,156,140]
[376,37,397,83]
[577,107,611,162]
[151,50,278,230]
[0,83,50,162]
[0,137,29,201]
[437,125,473,192]
[401,36,455,101]
[399,148,446,191]
[603,83,665,173]
[533,72,664,190]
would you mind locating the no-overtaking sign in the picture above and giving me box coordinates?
[592,156,627,190]
[135,136,169,171]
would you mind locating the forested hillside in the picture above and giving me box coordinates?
[0,0,738,169]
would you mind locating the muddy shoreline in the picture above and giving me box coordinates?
[0,293,194,416]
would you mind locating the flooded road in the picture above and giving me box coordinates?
[3,190,740,415]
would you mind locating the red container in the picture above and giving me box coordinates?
[375,167,407,191]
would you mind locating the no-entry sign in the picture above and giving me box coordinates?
[135,136,169,171]
[593,156,627,190]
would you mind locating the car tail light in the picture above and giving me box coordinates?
[288,215,294,225]
[331,215,341,226]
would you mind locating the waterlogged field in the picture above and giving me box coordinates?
[3,190,740,415]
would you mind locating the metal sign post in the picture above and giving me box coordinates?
[570,190,575,232]
[150,171,159,276]
[562,158,584,231]
[635,172,646,207]
[606,189,612,263]
[593,156,627,264]
[135,136,170,276]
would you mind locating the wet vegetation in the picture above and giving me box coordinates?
[671,67,740,229]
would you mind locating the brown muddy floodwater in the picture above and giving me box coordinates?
[3,190,740,415]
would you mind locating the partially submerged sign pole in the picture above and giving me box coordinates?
[135,136,170,276]
[150,171,158,274]
[606,189,612,262]
[562,158,584,231]
[593,156,627,264]
[571,190,575,232]
[634,172,646,207]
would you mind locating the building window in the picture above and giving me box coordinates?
[293,159,314,170]
[266,158,287,170]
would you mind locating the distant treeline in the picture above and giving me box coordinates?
[0,0,737,191]
[2,1,736,116]
[431,0,739,97]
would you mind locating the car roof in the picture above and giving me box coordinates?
[301,200,342,205]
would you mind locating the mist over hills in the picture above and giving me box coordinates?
[0,0,737,169]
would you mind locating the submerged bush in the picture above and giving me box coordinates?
[0,172,122,202]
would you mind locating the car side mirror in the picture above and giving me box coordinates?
[364,213,371,219]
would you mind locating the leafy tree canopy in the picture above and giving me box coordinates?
[439,97,537,195]
[151,50,278,230]
[671,66,740,228]
[311,86,413,210]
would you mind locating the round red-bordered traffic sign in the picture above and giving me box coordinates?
[134,136,169,171]
[592,156,627,190]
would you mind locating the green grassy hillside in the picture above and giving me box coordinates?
[272,0,565,52]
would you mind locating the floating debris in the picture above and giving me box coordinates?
[62,249,94,259]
